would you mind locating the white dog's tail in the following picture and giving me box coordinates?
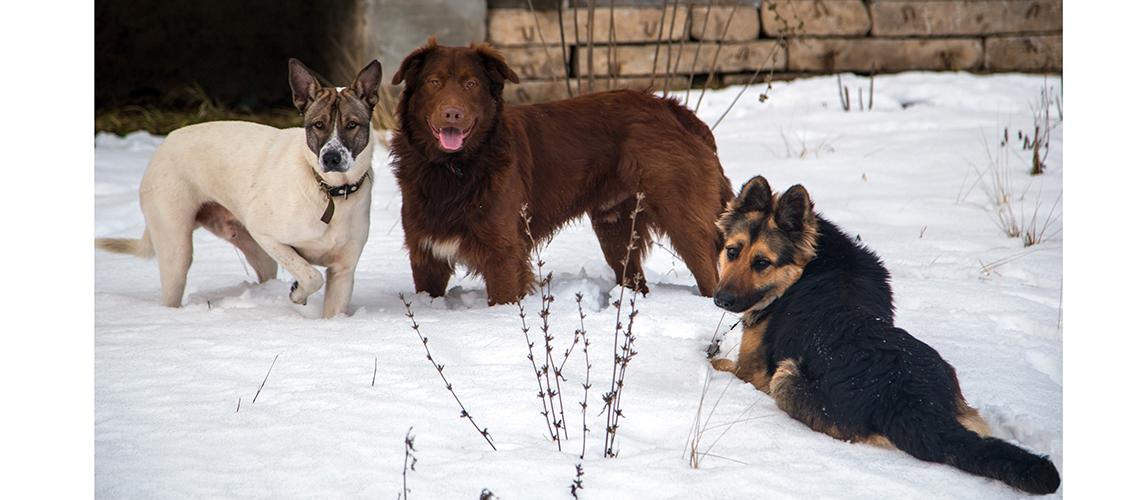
[95,230,155,258]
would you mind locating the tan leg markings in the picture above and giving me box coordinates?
[711,358,737,372]
[858,434,896,449]
[958,403,992,437]
[769,358,800,396]
[710,318,771,393]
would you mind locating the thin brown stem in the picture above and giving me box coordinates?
[252,353,279,404]
[576,292,592,459]
[400,427,417,500]
[711,38,785,131]
[525,0,565,95]
[555,1,574,98]
[695,0,740,113]
[685,0,715,106]
[607,0,617,91]
[661,0,682,97]
[602,193,646,458]
[647,0,672,90]
[399,294,497,451]
[586,0,597,94]
[522,204,570,443]
[518,301,562,449]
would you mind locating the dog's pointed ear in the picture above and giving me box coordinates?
[472,43,520,85]
[350,60,382,110]
[288,58,321,114]
[774,184,815,234]
[737,176,773,213]
[392,37,439,86]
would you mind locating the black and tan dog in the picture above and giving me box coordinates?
[710,176,1060,495]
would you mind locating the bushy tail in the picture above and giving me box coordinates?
[95,230,154,258]
[891,420,1060,495]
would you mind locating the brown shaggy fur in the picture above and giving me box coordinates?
[390,38,733,305]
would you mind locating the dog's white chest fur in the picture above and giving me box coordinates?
[420,236,462,263]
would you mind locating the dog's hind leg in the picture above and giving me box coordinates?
[234,238,277,284]
[590,198,652,294]
[769,359,852,441]
[196,202,277,283]
[145,209,196,308]
[957,401,992,437]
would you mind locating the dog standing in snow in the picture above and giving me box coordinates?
[96,58,382,318]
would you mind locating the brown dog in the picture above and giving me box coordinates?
[390,38,732,305]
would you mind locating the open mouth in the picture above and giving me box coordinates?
[428,119,475,152]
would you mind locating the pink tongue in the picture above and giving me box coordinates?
[439,128,464,151]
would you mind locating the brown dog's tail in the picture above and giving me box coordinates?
[96,230,155,258]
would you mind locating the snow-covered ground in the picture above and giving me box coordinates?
[94,73,1062,498]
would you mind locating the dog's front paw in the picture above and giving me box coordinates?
[289,280,308,306]
[711,358,737,373]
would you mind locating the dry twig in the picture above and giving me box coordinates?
[399,294,497,451]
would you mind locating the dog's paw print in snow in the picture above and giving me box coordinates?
[444,286,486,309]
[1025,349,1061,387]
[186,280,291,311]
[552,268,614,312]
[983,404,1062,462]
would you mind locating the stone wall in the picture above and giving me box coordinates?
[484,0,1062,104]
[95,0,1061,110]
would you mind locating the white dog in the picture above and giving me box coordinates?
[96,58,382,318]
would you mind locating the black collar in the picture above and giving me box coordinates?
[318,171,369,198]
[315,171,369,224]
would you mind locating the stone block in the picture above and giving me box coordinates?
[869,0,1062,36]
[788,37,984,72]
[761,0,870,37]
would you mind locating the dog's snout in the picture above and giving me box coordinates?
[713,290,736,310]
[441,106,465,124]
[322,150,344,169]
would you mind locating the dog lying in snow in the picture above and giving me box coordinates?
[710,176,1060,494]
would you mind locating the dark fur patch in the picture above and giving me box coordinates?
[289,58,382,158]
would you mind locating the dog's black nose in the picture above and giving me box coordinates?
[713,291,735,310]
[322,150,343,169]
[442,106,465,123]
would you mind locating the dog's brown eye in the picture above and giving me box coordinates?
[464,80,477,90]
[429,79,441,88]
[346,121,357,130]
[726,247,740,261]
[752,258,771,271]
[313,121,325,130]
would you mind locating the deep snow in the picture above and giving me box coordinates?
[95,72,1062,499]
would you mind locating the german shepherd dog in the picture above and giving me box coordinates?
[390,38,733,305]
[710,176,1060,494]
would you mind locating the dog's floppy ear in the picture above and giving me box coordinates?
[736,175,773,213]
[288,58,322,114]
[392,37,439,86]
[472,43,520,85]
[350,60,382,110]
[774,184,815,234]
